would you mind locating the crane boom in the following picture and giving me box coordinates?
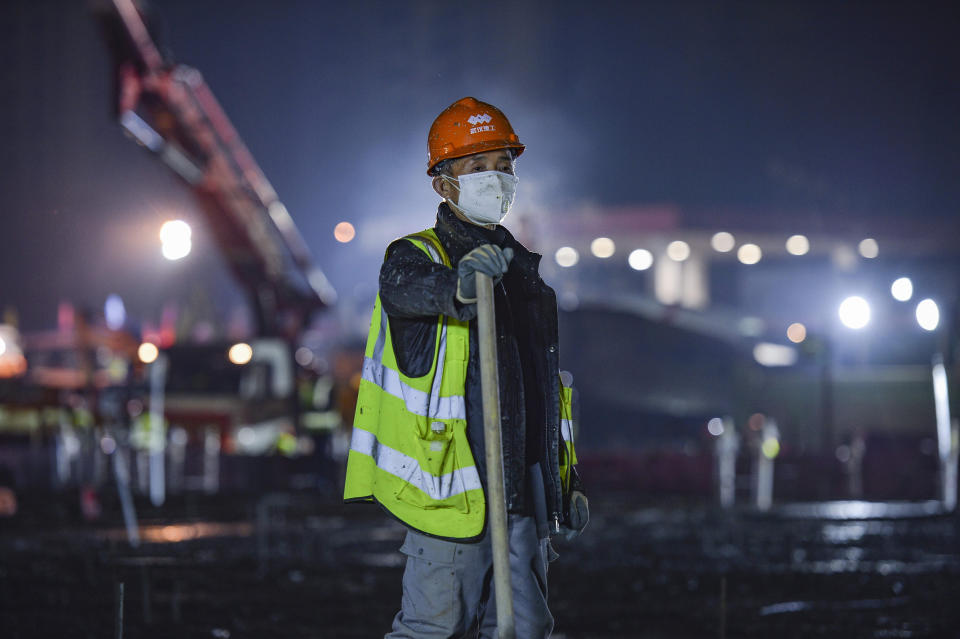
[99,0,335,336]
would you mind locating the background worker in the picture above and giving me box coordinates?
[344,96,588,638]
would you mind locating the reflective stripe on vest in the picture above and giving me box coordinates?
[349,427,481,500]
[361,305,466,421]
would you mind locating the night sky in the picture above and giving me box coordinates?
[2,0,958,332]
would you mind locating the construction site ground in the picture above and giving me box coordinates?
[2,488,959,638]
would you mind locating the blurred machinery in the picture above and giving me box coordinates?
[0,0,355,506]
[95,0,348,444]
[0,2,355,504]
[97,0,335,337]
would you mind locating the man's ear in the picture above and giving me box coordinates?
[432,175,453,200]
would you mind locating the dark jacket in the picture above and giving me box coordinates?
[379,203,582,530]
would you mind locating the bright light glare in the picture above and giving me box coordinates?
[753,342,799,367]
[786,322,807,343]
[711,232,735,253]
[228,342,253,365]
[590,237,615,258]
[838,296,871,329]
[858,238,879,259]
[666,240,690,262]
[628,249,653,271]
[891,277,913,302]
[160,220,192,261]
[786,235,810,256]
[707,417,724,437]
[737,243,762,265]
[916,299,940,331]
[334,221,356,243]
[0,337,6,357]
[555,246,579,267]
[138,342,159,364]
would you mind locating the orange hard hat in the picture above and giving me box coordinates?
[427,97,525,175]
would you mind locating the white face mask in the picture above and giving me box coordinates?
[443,171,519,225]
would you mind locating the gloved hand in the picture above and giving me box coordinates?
[560,490,589,541]
[456,244,514,303]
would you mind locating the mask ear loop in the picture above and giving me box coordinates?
[440,174,460,193]
[440,175,466,215]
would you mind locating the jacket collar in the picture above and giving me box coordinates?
[433,203,542,279]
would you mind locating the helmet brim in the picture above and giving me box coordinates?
[427,141,525,175]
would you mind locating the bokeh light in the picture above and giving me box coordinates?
[753,342,798,367]
[891,277,913,302]
[555,246,579,267]
[100,436,117,455]
[628,249,653,271]
[159,220,192,261]
[916,299,939,331]
[590,237,615,258]
[858,238,879,259]
[228,342,253,365]
[785,235,810,256]
[838,296,871,329]
[761,437,781,459]
[786,322,807,343]
[737,243,762,265]
[710,232,735,253]
[666,240,690,262]
[104,294,126,331]
[295,347,314,367]
[334,221,356,243]
[138,342,159,364]
[707,417,725,437]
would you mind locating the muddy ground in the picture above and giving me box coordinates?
[1,489,959,638]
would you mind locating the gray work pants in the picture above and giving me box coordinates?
[385,514,553,639]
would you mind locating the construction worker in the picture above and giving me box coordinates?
[344,96,587,638]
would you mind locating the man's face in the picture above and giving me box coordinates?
[433,149,515,207]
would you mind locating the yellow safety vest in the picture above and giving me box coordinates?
[559,384,577,496]
[344,228,578,540]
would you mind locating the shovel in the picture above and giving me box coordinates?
[476,271,515,639]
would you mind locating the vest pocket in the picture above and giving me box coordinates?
[395,423,469,514]
[418,422,454,477]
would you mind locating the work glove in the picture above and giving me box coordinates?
[560,490,589,541]
[456,244,514,304]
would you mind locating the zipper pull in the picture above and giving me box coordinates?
[553,514,561,534]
